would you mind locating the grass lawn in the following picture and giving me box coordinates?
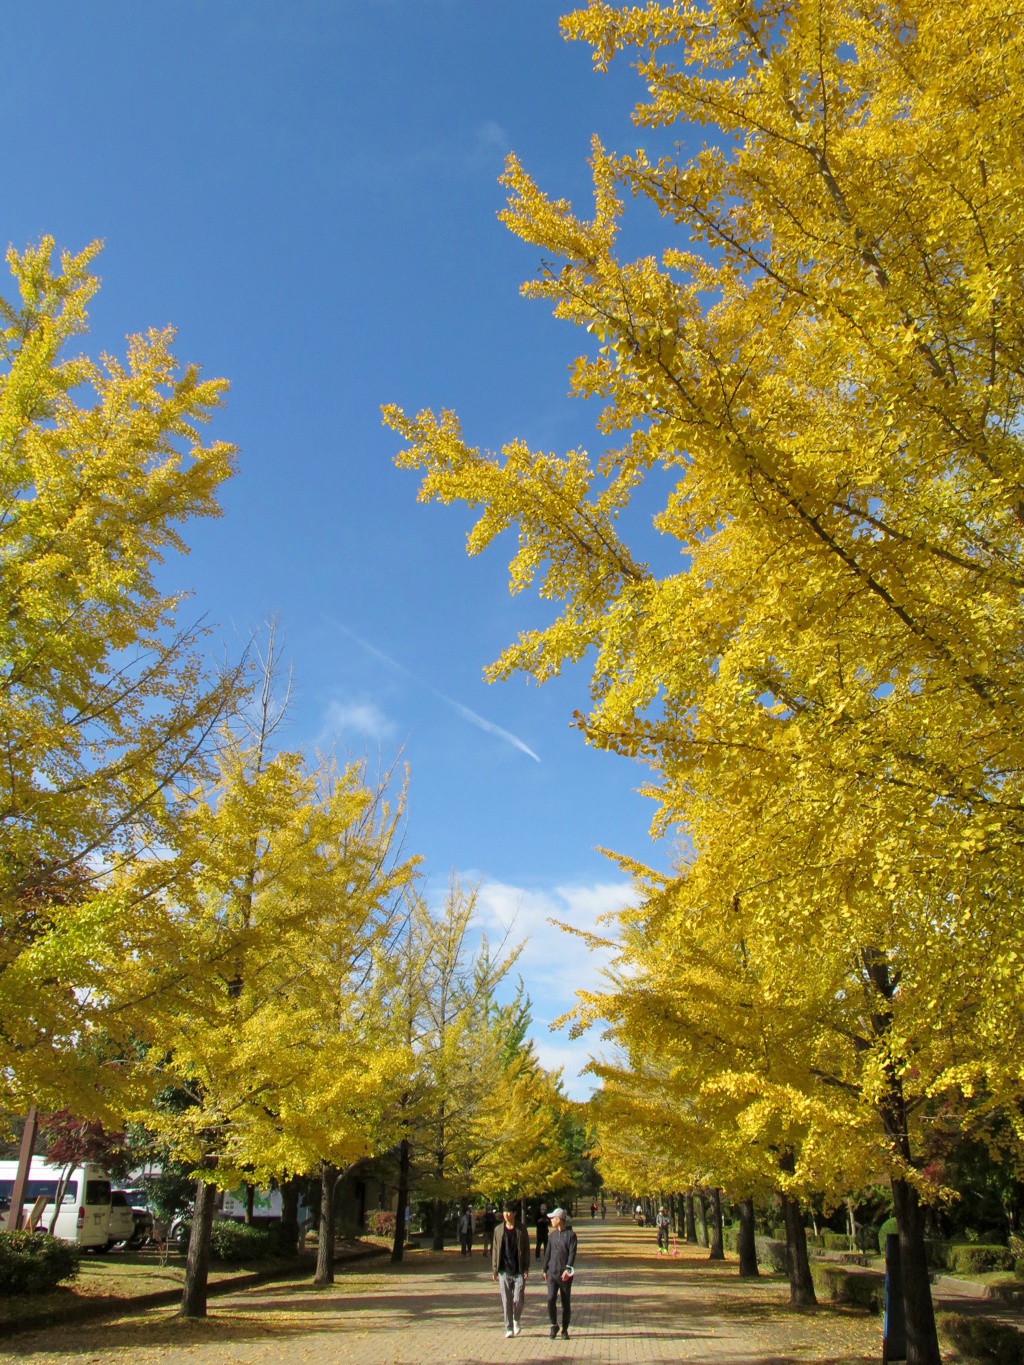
[0,1248,310,1329]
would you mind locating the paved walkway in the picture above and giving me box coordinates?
[0,1217,885,1365]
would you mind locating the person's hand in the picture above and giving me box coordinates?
[561,1270,570,1282]
[523,1272,529,1282]
[492,1273,498,1282]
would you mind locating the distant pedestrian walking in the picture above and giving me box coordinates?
[491,1202,531,1338]
[536,1204,550,1257]
[542,1207,577,1339]
[590,1201,597,1219]
[458,1207,473,1256]
[482,1206,497,1258]
[656,1205,670,1251]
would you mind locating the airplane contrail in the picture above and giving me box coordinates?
[324,616,541,763]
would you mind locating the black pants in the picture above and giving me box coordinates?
[460,1233,472,1254]
[546,1276,571,1327]
[536,1230,548,1258]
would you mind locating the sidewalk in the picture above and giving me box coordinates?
[0,1216,897,1364]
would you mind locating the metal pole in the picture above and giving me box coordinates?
[4,1106,38,1233]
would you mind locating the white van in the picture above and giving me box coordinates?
[0,1159,112,1248]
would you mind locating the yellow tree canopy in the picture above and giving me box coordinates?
[386,0,1024,1156]
[0,240,238,1114]
[119,728,418,1186]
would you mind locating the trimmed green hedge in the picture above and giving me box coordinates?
[822,1230,854,1251]
[809,1261,883,1313]
[938,1311,1024,1364]
[0,1231,81,1294]
[176,1220,278,1263]
[948,1244,1014,1276]
[754,1236,789,1274]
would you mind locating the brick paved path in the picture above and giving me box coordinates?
[1,1217,883,1365]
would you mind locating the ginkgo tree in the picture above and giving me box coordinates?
[0,238,240,1117]
[386,2,1024,1360]
[116,656,418,1315]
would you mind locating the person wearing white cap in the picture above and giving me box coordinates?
[541,1207,577,1339]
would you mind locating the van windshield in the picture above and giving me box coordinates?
[85,1180,111,1206]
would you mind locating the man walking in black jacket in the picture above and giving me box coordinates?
[541,1207,577,1339]
[491,1202,531,1338]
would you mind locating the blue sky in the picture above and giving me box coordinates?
[5,1,691,1094]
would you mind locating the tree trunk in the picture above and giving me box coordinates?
[708,1187,725,1259]
[180,1180,217,1318]
[685,1190,697,1243]
[244,1182,255,1225]
[862,949,941,1365]
[780,1190,816,1305]
[314,1162,337,1286]
[695,1190,708,1247]
[431,1197,445,1252]
[738,1198,759,1277]
[669,1193,677,1236]
[279,1177,301,1256]
[891,1175,941,1365]
[391,1138,410,1264]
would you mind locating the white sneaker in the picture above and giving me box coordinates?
[505,1330,513,1338]
[513,1324,521,1336]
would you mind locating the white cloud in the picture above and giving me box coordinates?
[470,878,638,1099]
[321,698,397,742]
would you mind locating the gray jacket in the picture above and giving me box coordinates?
[542,1227,577,1281]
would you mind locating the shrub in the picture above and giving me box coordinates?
[855,1225,879,1253]
[805,1231,824,1248]
[947,1244,1013,1277]
[754,1236,789,1274]
[0,1231,81,1294]
[938,1311,1024,1364]
[210,1221,277,1262]
[925,1238,952,1270]
[723,1227,739,1252]
[810,1262,883,1313]
[877,1217,899,1254]
[174,1220,277,1263]
[823,1230,854,1251]
[366,1210,396,1238]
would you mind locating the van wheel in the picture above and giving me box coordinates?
[94,1243,111,1254]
